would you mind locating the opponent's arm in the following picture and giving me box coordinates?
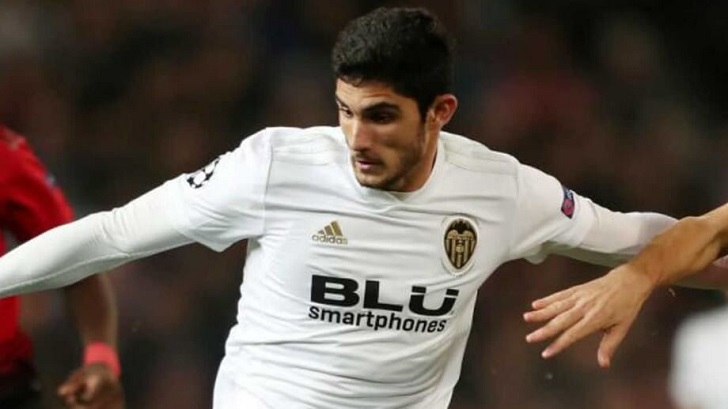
[3,185,189,406]
[4,135,127,408]
[58,277,123,409]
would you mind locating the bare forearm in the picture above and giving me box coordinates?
[630,212,727,287]
[706,202,728,249]
[64,274,118,347]
[679,257,728,289]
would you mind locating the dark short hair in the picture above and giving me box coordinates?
[331,7,455,119]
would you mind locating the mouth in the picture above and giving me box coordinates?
[353,157,382,173]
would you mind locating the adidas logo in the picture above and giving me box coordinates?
[311,221,348,245]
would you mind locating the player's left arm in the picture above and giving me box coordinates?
[524,202,728,368]
[6,139,124,408]
[509,165,681,367]
[676,202,728,288]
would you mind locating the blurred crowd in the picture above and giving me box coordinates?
[1,0,727,408]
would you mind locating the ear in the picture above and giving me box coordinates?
[427,94,458,130]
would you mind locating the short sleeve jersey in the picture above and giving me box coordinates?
[160,126,596,408]
[0,126,74,374]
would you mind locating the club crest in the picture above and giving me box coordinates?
[442,216,478,274]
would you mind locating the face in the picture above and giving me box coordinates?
[336,79,456,192]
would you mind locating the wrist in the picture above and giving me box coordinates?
[620,261,661,291]
[84,342,121,377]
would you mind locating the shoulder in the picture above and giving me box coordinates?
[0,125,23,156]
[440,131,519,175]
[239,126,344,150]
[240,126,346,165]
[0,126,32,171]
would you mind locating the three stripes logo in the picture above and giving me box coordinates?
[311,221,348,245]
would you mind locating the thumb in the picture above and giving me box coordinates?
[597,324,629,369]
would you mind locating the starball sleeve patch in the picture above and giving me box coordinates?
[186,157,221,189]
[560,186,575,219]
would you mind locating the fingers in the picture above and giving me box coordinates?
[58,381,81,398]
[530,287,576,310]
[524,286,583,324]
[534,306,615,360]
[81,374,104,402]
[539,318,598,359]
[58,365,123,408]
[523,298,571,323]
[525,303,582,345]
[597,322,631,369]
[524,271,647,368]
[58,372,84,405]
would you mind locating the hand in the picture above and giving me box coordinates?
[523,264,656,368]
[57,363,124,409]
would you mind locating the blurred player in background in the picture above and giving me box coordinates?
[0,7,727,409]
[0,125,123,408]
[670,300,728,409]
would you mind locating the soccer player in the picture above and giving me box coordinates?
[0,125,123,408]
[0,7,725,408]
[670,301,728,409]
[524,202,728,368]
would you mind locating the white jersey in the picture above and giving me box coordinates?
[0,125,674,408]
[153,126,669,408]
[670,305,728,409]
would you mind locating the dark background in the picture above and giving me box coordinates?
[2,1,726,408]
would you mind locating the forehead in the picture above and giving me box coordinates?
[335,79,413,110]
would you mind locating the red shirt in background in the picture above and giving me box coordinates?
[0,125,74,376]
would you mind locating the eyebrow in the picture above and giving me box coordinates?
[335,96,401,114]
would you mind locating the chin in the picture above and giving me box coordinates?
[354,172,387,189]
[355,175,381,189]
[358,175,403,191]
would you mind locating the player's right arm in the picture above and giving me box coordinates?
[0,129,271,298]
[0,184,193,297]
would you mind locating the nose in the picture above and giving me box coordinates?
[348,119,374,152]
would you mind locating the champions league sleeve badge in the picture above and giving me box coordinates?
[186,157,221,189]
[442,216,478,276]
[560,186,575,219]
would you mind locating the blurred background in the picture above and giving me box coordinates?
[2,0,727,408]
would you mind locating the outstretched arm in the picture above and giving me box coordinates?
[524,202,728,368]
[0,186,193,297]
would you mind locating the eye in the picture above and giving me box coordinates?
[338,106,353,118]
[370,113,394,124]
